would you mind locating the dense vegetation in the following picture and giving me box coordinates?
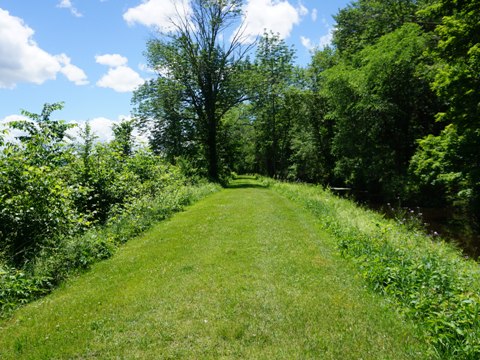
[0,102,220,315]
[133,0,479,235]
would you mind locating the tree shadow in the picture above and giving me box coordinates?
[226,175,268,189]
[226,182,268,189]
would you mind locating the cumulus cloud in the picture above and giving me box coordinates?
[96,54,144,92]
[68,116,148,144]
[68,117,117,142]
[0,114,29,143]
[56,54,89,85]
[318,28,334,48]
[96,67,144,92]
[123,0,191,31]
[95,54,128,67]
[311,8,317,22]
[238,0,308,43]
[0,9,88,88]
[57,0,83,17]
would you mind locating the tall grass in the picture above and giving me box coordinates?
[268,179,480,359]
[0,181,220,317]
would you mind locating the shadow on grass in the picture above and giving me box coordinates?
[226,175,268,189]
[226,182,268,189]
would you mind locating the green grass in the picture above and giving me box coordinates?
[268,179,480,359]
[0,177,429,358]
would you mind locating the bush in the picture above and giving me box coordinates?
[1,181,220,318]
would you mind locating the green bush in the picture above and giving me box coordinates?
[0,181,220,317]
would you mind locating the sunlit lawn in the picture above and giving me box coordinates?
[0,178,429,359]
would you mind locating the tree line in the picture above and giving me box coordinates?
[132,0,479,230]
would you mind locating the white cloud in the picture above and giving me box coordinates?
[69,116,148,144]
[300,36,313,50]
[89,117,117,142]
[57,0,83,17]
[300,28,334,51]
[0,9,88,88]
[2,114,148,146]
[96,54,144,92]
[95,54,128,67]
[123,0,191,31]
[311,8,318,22]
[97,66,144,92]
[56,54,89,85]
[238,0,307,43]
[0,114,29,143]
[298,2,308,17]
[318,28,334,48]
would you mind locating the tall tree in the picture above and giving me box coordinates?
[288,48,337,184]
[411,0,480,219]
[324,24,438,197]
[251,31,296,177]
[333,0,421,57]
[132,0,251,181]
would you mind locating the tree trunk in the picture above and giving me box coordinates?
[207,117,218,181]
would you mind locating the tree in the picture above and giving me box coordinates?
[251,31,296,177]
[333,0,421,57]
[323,24,438,197]
[413,0,480,219]
[132,77,197,163]
[112,119,135,157]
[132,0,251,181]
[288,47,337,184]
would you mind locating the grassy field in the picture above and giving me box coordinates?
[0,177,429,359]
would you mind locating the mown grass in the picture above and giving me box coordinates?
[268,179,480,359]
[0,177,429,359]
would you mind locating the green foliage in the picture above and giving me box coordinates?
[0,102,220,317]
[112,119,135,157]
[0,266,51,314]
[321,23,438,197]
[0,103,83,265]
[333,0,420,57]
[249,31,296,177]
[132,0,252,181]
[409,124,466,205]
[415,0,480,221]
[271,180,480,359]
[1,176,219,316]
[287,48,337,184]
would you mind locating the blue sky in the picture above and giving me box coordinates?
[0,0,350,141]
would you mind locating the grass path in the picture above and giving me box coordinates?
[0,178,429,359]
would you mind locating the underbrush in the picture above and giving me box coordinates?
[268,179,480,359]
[0,181,220,317]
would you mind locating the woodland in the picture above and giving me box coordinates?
[133,0,479,234]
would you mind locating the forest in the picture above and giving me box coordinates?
[132,0,479,242]
[0,0,479,357]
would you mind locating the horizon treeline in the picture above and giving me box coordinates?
[132,0,479,229]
